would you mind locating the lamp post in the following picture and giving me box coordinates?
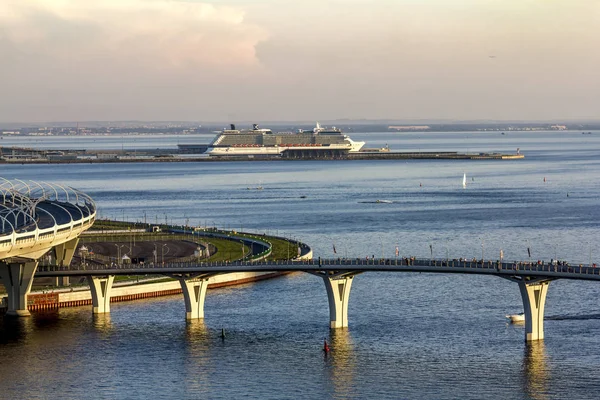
[162,244,168,264]
[114,244,121,265]
[480,238,485,261]
[445,239,449,262]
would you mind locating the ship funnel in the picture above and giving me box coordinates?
[253,124,259,130]
[230,124,236,130]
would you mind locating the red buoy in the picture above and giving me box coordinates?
[323,339,330,353]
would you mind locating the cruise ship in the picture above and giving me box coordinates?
[178,123,365,158]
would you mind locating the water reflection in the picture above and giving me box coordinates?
[522,341,549,400]
[0,316,35,344]
[328,329,357,399]
[183,320,211,395]
[185,319,210,342]
[92,313,113,335]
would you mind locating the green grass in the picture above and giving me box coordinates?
[203,237,248,262]
[85,220,305,261]
[266,237,301,260]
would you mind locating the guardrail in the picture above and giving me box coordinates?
[34,257,600,282]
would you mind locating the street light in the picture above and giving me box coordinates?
[114,244,121,265]
[162,244,168,264]
[445,239,449,262]
[480,238,485,261]
[114,244,126,265]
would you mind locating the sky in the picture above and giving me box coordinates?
[1,0,599,123]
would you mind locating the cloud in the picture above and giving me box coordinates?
[0,0,599,121]
[0,0,267,72]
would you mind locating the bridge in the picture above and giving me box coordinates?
[0,178,96,316]
[35,256,600,342]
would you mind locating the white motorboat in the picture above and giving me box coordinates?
[506,313,525,323]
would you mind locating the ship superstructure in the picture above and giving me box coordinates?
[188,123,365,158]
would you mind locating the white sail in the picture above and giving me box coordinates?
[462,173,467,188]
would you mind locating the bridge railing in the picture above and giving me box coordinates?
[35,256,600,279]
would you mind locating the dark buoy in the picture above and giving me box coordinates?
[221,328,226,339]
[543,177,546,182]
[419,182,422,187]
[323,338,330,353]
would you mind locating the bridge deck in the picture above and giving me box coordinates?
[35,258,600,281]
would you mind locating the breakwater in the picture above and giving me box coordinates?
[0,148,524,163]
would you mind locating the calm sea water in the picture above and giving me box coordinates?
[1,131,600,399]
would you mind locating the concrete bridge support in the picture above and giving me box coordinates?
[175,275,214,320]
[0,260,38,317]
[54,238,79,267]
[315,272,357,328]
[53,238,79,286]
[519,280,551,341]
[87,275,115,314]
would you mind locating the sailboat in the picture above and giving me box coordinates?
[462,173,467,189]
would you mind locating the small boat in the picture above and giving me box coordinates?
[506,313,525,323]
[376,200,393,204]
[462,173,467,189]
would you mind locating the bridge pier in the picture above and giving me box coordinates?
[518,280,551,341]
[178,277,210,319]
[309,272,357,328]
[54,237,79,267]
[0,260,38,317]
[87,275,115,314]
[53,238,79,287]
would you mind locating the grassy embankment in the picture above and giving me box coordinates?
[88,219,302,262]
[81,220,305,285]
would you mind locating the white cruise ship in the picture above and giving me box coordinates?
[179,123,365,158]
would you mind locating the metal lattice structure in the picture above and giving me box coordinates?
[0,178,96,259]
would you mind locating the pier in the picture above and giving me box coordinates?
[1,145,524,163]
